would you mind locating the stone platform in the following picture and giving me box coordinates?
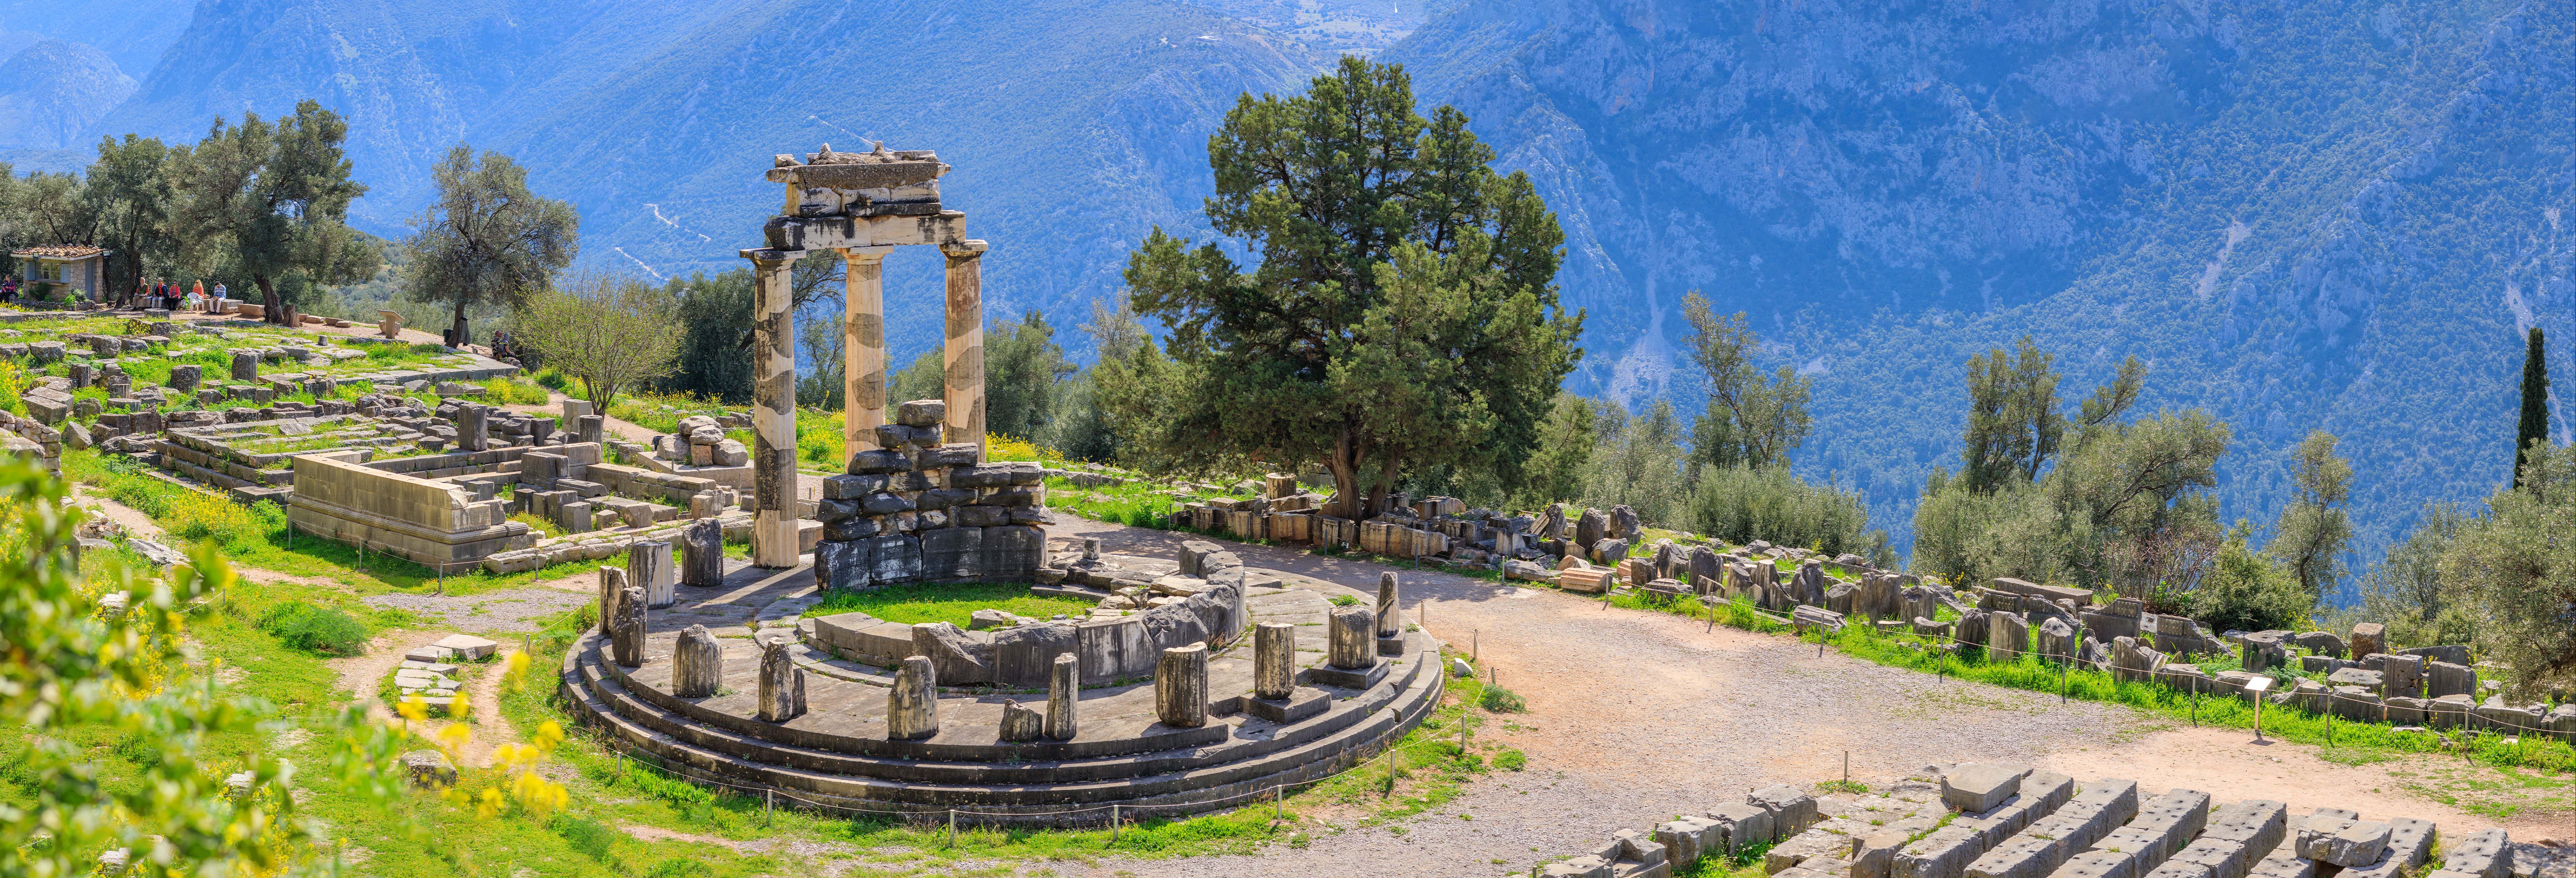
[558,554,1443,824]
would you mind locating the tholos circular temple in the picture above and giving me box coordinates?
[556,143,1442,823]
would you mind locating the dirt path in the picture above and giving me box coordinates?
[1051,518,2567,878]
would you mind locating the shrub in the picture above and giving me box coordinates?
[549,815,623,871]
[1478,685,1527,713]
[255,601,370,655]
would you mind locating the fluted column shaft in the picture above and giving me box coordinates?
[743,247,800,568]
[940,240,989,461]
[841,246,892,460]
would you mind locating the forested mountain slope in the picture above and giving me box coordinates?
[1385,0,2574,585]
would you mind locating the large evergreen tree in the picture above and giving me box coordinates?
[1109,57,1581,519]
[2514,326,2550,488]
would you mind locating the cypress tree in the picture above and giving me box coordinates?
[2513,326,2550,488]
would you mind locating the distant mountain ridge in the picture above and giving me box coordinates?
[1382,0,2574,587]
[17,0,2574,593]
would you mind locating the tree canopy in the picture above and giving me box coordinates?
[1106,57,1580,517]
[400,145,578,347]
[167,100,378,323]
[1681,292,1811,471]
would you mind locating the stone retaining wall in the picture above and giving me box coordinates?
[285,451,535,567]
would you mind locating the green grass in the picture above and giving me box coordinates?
[801,581,1095,627]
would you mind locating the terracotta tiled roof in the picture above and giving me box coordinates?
[10,245,107,259]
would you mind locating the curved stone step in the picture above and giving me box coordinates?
[571,638,1426,785]
[557,638,1443,818]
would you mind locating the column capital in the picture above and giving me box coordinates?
[738,247,804,266]
[939,239,990,259]
[837,245,897,262]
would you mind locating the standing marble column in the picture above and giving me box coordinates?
[681,518,724,588]
[672,624,723,698]
[840,246,892,460]
[1374,571,1402,654]
[757,636,806,722]
[1328,606,1376,671]
[1253,622,1296,701]
[889,655,939,740]
[741,247,801,568]
[939,240,989,460]
[609,586,647,668]
[596,566,628,633]
[628,540,675,608]
[1155,642,1209,728]
[1045,652,1078,740]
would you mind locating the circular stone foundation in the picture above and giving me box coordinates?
[558,570,1441,825]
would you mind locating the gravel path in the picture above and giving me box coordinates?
[1057,519,2139,878]
[1050,518,2559,878]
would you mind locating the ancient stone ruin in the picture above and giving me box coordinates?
[557,539,1439,822]
[1531,764,2555,878]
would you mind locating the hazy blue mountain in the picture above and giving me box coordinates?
[476,0,1321,364]
[0,40,136,148]
[23,0,2572,593]
[0,0,192,78]
[1384,0,2574,589]
[92,0,751,230]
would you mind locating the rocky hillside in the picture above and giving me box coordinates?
[0,40,136,149]
[1384,0,2574,582]
[16,0,2571,587]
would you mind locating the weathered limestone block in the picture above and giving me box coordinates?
[1045,652,1077,740]
[1750,784,1820,837]
[1990,612,2030,660]
[609,585,646,668]
[1705,799,1777,849]
[998,700,1044,742]
[756,637,806,722]
[1895,826,1986,878]
[1942,763,2030,813]
[2347,622,2384,659]
[456,403,488,452]
[990,622,1075,688]
[1576,508,1607,549]
[1253,622,1295,700]
[1608,504,1640,540]
[911,622,995,685]
[1328,605,1376,670]
[2426,660,2476,698]
[888,655,938,739]
[1154,641,1209,728]
[671,624,723,697]
[2442,828,2508,878]
[2037,617,2079,662]
[2380,653,2425,699]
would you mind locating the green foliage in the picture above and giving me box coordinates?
[1108,56,1580,519]
[655,269,755,404]
[986,309,1076,440]
[1582,400,1690,527]
[0,454,404,876]
[801,582,1096,630]
[1683,292,1812,470]
[1491,748,1526,771]
[1687,464,1891,565]
[2515,327,2551,490]
[549,813,628,872]
[165,99,379,321]
[254,600,370,655]
[1915,341,2224,593]
[515,274,685,407]
[2266,430,2353,600]
[398,145,579,346]
[888,347,943,407]
[2190,522,2312,633]
[1477,685,1526,713]
[2351,502,2476,648]
[2442,443,2576,698]
[1513,391,1600,508]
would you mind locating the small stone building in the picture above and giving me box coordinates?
[11,245,108,299]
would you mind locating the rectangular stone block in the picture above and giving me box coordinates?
[920,526,984,581]
[2059,850,2141,878]
[1075,615,1156,684]
[815,538,872,590]
[1896,827,1988,878]
[1944,763,2032,813]
[863,535,922,584]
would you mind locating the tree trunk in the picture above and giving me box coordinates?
[1369,455,1400,519]
[1326,432,1364,520]
[449,299,470,348]
[254,274,284,325]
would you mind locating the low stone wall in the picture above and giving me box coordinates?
[0,410,61,474]
[286,451,534,567]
